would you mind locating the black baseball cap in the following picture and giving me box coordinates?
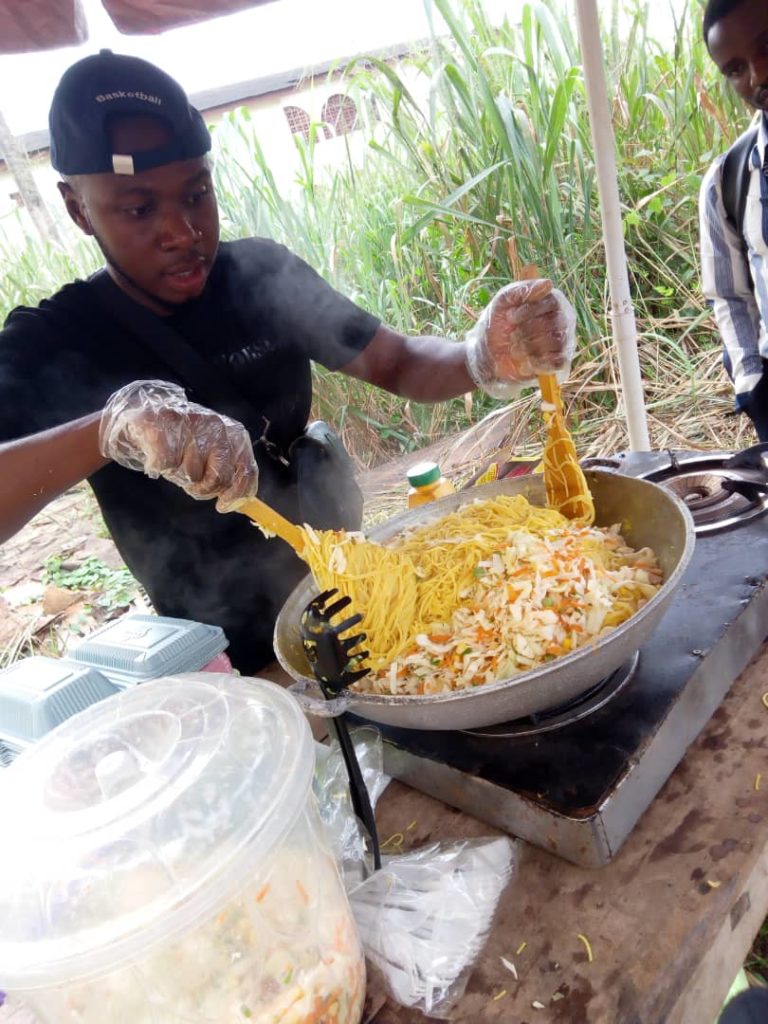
[49,49,211,176]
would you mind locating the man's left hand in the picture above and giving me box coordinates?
[465,279,577,397]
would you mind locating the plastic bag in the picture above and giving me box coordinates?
[349,838,516,1018]
[290,676,352,718]
[100,379,259,504]
[465,280,576,399]
[313,726,390,886]
[313,730,517,1018]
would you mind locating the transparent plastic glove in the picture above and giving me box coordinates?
[465,279,577,399]
[99,380,259,506]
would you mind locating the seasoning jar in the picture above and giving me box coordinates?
[407,460,456,508]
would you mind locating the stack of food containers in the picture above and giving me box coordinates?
[0,615,231,765]
[68,614,230,687]
[0,674,366,1023]
[0,657,119,765]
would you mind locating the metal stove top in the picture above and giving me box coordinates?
[368,449,768,867]
[595,448,768,533]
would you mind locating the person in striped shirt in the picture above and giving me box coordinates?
[700,0,768,439]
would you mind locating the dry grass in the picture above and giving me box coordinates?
[348,344,752,483]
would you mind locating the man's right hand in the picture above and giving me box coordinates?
[99,380,259,506]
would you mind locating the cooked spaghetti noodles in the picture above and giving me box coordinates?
[298,495,662,681]
[299,524,419,667]
[539,373,595,524]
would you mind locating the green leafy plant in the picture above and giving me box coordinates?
[44,555,141,613]
[745,919,768,986]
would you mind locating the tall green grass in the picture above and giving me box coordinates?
[0,0,753,463]
[213,0,753,459]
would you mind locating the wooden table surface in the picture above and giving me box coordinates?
[364,643,768,1024]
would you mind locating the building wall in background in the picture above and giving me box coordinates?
[0,60,424,251]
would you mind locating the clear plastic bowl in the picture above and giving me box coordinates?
[0,674,365,1024]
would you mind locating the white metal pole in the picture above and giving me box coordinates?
[574,0,650,451]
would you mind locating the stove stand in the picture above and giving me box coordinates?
[461,653,639,739]
[371,450,768,867]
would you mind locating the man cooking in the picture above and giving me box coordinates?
[0,50,576,674]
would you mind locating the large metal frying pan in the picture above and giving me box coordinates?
[274,470,695,730]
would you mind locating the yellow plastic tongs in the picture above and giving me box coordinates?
[537,372,595,524]
[514,251,594,524]
[228,496,306,555]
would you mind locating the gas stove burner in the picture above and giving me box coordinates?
[460,652,639,739]
[645,455,768,534]
[651,462,768,536]
[662,469,758,522]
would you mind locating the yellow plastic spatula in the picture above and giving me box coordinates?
[227,496,307,554]
[537,371,595,523]
[515,255,595,524]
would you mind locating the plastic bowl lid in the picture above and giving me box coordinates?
[0,674,313,989]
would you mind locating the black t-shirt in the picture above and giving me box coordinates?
[0,238,380,671]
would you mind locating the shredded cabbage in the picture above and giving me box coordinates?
[50,847,365,1024]
[353,521,662,697]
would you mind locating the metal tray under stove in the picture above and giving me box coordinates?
[359,450,768,867]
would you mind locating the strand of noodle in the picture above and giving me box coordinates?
[540,388,596,524]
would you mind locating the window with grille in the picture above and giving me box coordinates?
[283,105,311,142]
[322,94,359,135]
